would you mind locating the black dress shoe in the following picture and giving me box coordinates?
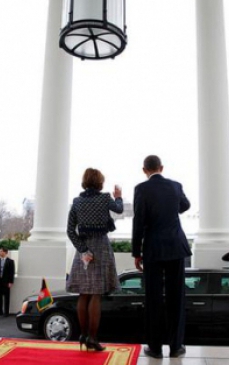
[144,346,163,359]
[170,345,186,357]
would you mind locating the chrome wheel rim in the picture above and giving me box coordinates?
[45,314,71,341]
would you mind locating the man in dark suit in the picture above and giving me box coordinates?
[0,247,15,316]
[132,155,191,358]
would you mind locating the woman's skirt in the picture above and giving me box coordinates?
[66,235,120,294]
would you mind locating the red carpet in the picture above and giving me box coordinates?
[0,338,141,365]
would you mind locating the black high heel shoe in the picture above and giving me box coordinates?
[86,337,106,351]
[79,334,87,350]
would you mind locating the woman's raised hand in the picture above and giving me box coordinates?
[113,185,122,199]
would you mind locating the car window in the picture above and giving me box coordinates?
[120,276,145,294]
[185,274,208,294]
[220,276,229,294]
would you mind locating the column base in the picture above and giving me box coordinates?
[192,232,229,269]
[10,240,67,313]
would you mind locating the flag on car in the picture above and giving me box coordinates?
[37,278,53,312]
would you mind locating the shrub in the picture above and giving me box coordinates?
[0,239,20,251]
[111,239,193,252]
[111,240,131,252]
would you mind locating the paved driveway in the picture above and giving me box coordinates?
[0,315,39,339]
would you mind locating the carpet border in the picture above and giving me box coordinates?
[0,338,141,365]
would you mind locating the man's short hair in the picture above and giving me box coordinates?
[144,155,162,171]
[0,246,8,253]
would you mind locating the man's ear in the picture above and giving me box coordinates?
[143,167,147,175]
[143,167,151,178]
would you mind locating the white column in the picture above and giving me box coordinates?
[11,0,73,312]
[193,0,229,268]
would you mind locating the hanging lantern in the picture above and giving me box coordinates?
[59,0,127,60]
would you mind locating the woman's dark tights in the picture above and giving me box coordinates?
[77,294,101,339]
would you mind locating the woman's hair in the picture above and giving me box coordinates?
[82,168,105,191]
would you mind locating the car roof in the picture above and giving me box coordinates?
[186,267,229,273]
[24,267,229,302]
[119,267,229,275]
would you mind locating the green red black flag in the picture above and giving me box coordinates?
[37,278,53,312]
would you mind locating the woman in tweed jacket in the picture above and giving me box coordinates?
[66,168,123,351]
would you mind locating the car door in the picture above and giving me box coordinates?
[100,273,145,343]
[185,271,213,344]
[211,272,229,343]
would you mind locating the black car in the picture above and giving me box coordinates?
[16,268,229,345]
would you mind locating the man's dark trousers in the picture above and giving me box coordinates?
[0,278,10,316]
[0,279,10,316]
[144,258,185,353]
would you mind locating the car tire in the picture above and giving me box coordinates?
[43,311,74,342]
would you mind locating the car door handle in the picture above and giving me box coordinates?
[131,302,144,307]
[131,302,145,308]
[192,302,205,305]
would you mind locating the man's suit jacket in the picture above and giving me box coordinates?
[1,257,15,285]
[132,174,192,262]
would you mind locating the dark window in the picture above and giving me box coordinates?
[220,276,229,294]
[185,274,208,294]
[120,276,144,294]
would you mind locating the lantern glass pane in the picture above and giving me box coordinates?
[73,0,103,21]
[107,0,124,29]
[61,0,71,28]
[65,33,89,50]
[97,41,119,57]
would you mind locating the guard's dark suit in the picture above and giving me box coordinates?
[0,257,15,316]
[132,174,191,353]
